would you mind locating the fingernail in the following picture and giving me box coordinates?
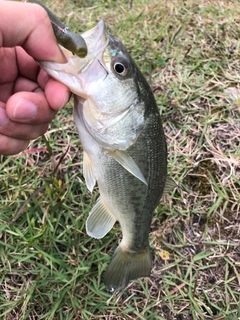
[13,98,37,120]
[0,107,9,127]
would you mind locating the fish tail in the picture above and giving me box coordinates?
[104,244,151,292]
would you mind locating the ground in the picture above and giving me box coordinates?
[0,0,239,319]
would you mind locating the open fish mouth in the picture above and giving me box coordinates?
[38,20,109,94]
[81,20,108,59]
[75,20,109,73]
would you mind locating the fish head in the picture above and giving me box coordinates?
[78,22,147,149]
[40,21,146,150]
[81,31,139,112]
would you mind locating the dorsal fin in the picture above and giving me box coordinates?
[163,176,177,195]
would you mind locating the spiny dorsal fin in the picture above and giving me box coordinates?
[83,151,96,193]
[163,176,177,195]
[107,149,148,186]
[86,198,117,239]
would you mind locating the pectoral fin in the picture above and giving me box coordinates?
[107,149,148,186]
[83,151,96,192]
[86,198,117,239]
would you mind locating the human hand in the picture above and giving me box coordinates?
[0,1,71,155]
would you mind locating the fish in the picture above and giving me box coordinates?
[38,18,175,292]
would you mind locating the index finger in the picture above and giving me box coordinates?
[0,1,66,63]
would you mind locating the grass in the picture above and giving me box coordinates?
[1,0,240,319]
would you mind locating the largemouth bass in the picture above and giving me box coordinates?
[39,18,174,292]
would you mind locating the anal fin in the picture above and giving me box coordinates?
[86,198,117,239]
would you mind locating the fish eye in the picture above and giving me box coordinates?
[114,63,125,74]
[112,57,130,77]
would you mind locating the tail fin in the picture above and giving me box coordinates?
[104,244,151,292]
